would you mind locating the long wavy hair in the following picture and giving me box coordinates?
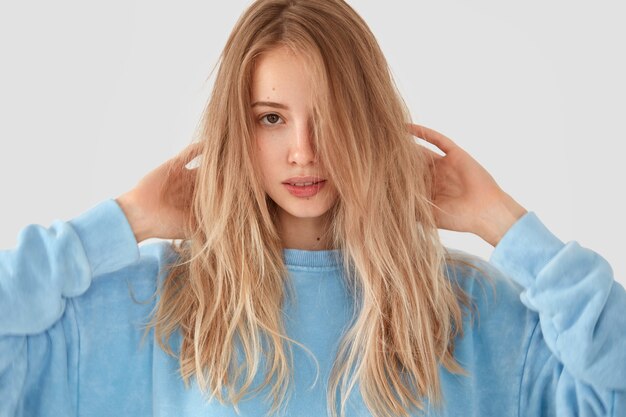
[143,1,492,417]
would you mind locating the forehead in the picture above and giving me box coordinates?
[251,47,316,109]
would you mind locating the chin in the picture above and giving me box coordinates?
[279,201,333,219]
[270,192,335,218]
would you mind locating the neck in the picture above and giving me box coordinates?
[277,210,334,250]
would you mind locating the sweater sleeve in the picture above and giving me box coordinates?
[0,199,141,416]
[489,211,626,416]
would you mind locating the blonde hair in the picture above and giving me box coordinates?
[144,1,494,417]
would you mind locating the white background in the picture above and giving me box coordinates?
[1,0,624,286]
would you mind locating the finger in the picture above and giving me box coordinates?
[406,123,457,154]
[414,142,443,162]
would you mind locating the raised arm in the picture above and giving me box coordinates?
[489,211,626,416]
[0,141,200,415]
[406,122,625,415]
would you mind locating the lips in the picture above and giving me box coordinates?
[282,176,326,186]
[283,180,327,197]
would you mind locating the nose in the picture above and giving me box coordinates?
[287,119,316,166]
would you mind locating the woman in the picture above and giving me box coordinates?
[1,0,624,416]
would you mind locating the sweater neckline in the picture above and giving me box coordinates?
[282,248,342,268]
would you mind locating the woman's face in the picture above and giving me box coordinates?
[251,46,339,221]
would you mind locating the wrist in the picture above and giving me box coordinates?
[115,193,152,243]
[479,193,528,247]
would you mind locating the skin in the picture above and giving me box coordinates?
[116,51,527,248]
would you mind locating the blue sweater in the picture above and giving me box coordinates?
[1,199,625,417]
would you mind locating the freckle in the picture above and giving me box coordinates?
[272,87,275,91]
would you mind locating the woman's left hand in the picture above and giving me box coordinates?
[407,123,528,247]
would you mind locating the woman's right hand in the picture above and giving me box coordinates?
[115,142,203,243]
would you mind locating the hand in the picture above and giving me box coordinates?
[116,141,203,242]
[407,123,527,247]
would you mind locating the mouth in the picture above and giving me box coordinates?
[283,180,327,197]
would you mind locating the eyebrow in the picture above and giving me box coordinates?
[251,101,290,110]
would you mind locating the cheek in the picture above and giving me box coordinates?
[256,137,283,167]
[255,148,279,186]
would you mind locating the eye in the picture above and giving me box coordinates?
[259,113,284,126]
